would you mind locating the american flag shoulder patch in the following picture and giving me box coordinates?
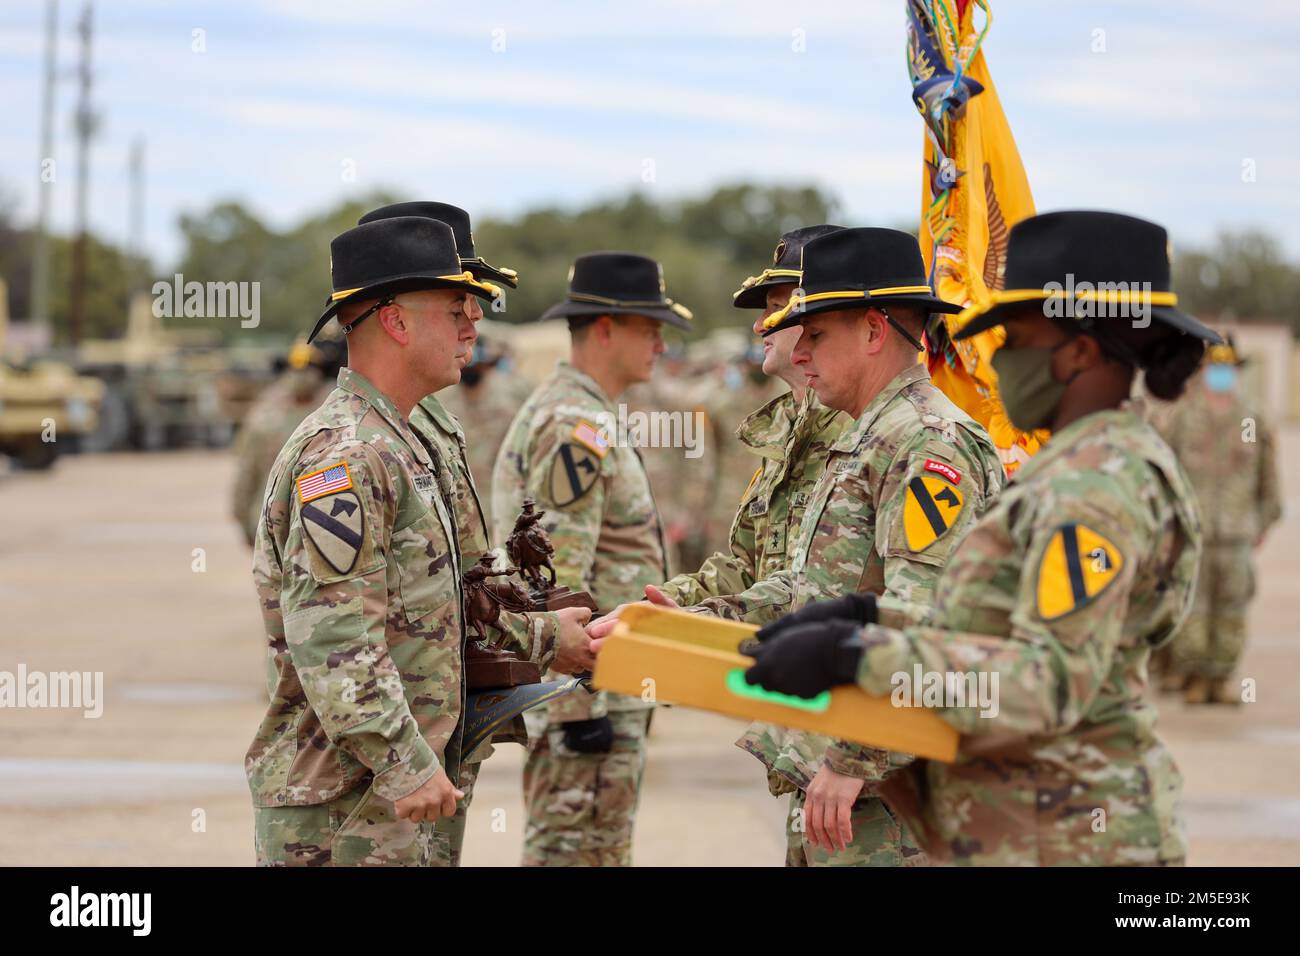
[297,462,353,503]
[570,419,610,458]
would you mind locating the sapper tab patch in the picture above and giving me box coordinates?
[297,463,353,503]
[1036,523,1125,620]
[923,459,962,484]
[571,420,610,458]
[550,442,602,507]
[903,475,965,552]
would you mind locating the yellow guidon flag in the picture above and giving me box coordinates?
[908,0,1044,474]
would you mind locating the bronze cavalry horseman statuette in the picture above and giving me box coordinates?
[461,497,597,690]
[506,497,598,613]
[462,554,542,690]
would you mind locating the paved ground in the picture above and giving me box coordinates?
[1,434,1297,866]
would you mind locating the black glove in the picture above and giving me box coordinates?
[743,618,864,699]
[561,716,615,754]
[754,592,877,644]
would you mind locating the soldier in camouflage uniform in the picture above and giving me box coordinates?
[492,253,692,866]
[230,335,344,546]
[1161,342,1282,704]
[747,212,1221,865]
[245,216,503,865]
[689,228,1003,866]
[355,201,595,866]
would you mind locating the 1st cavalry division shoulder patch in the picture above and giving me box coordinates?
[903,474,965,551]
[1036,522,1124,620]
[297,463,363,575]
[550,442,602,507]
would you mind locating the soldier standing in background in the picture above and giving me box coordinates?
[1162,340,1282,704]
[493,252,691,866]
[354,201,595,866]
[229,334,345,546]
[625,342,716,576]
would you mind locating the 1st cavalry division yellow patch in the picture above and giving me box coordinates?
[1036,522,1124,620]
[903,474,965,551]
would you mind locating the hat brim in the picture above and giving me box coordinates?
[952,289,1223,344]
[733,277,801,310]
[465,258,519,289]
[762,292,962,336]
[538,299,693,332]
[309,272,501,342]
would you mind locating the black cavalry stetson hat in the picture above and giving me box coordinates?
[358,201,519,288]
[732,224,847,309]
[954,211,1221,344]
[308,216,500,343]
[539,252,693,331]
[762,227,962,335]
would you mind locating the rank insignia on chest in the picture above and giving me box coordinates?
[1036,523,1124,620]
[748,497,769,517]
[903,474,965,552]
[551,442,602,507]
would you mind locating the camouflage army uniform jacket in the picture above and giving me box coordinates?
[409,394,561,752]
[245,368,466,808]
[493,361,669,722]
[657,388,848,607]
[1161,375,1282,545]
[696,364,1003,792]
[860,407,1199,865]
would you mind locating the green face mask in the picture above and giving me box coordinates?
[991,341,1073,432]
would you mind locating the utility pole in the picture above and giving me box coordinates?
[30,0,58,328]
[68,0,97,345]
[127,136,145,294]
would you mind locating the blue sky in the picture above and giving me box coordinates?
[2,0,1297,266]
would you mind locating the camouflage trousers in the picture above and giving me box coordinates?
[1170,541,1255,680]
[254,780,447,867]
[785,790,926,867]
[432,756,484,867]
[521,709,651,866]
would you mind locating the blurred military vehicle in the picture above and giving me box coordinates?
[64,294,276,451]
[0,279,105,469]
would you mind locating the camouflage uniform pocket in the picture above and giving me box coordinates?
[394,505,459,625]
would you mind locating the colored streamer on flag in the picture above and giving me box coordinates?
[908,0,1044,473]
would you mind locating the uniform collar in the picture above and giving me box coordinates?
[337,367,434,468]
[834,362,929,451]
[415,392,462,438]
[555,361,617,413]
[1010,406,1141,485]
[737,390,799,452]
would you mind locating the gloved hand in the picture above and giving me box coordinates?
[743,618,864,699]
[754,593,877,644]
[561,716,615,754]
